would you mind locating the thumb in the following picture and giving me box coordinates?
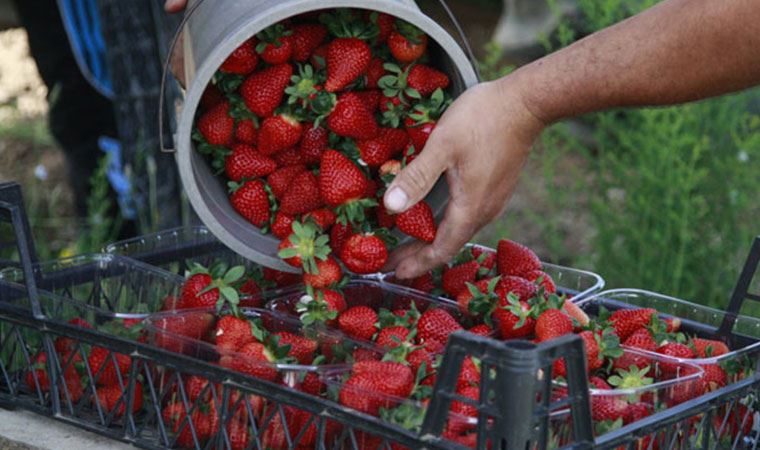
[383,140,447,213]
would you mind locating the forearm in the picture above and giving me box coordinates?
[512,0,760,124]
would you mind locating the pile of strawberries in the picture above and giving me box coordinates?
[193,8,453,293]
[25,317,143,420]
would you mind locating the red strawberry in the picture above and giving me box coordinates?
[407,348,433,376]
[624,402,651,425]
[608,308,656,341]
[234,118,257,144]
[450,385,479,432]
[457,356,480,390]
[224,341,277,381]
[225,144,277,181]
[404,117,435,151]
[329,222,352,255]
[185,375,214,402]
[241,64,293,117]
[443,261,479,298]
[357,131,402,167]
[220,39,259,74]
[535,309,573,342]
[562,301,590,328]
[278,221,330,270]
[267,165,306,200]
[96,382,143,417]
[227,415,251,450]
[310,43,328,69]
[410,273,435,293]
[291,24,328,61]
[407,64,449,97]
[215,315,255,352]
[273,147,304,167]
[304,208,336,230]
[255,24,293,64]
[493,299,535,340]
[376,326,410,349]
[396,201,436,243]
[152,313,215,352]
[338,361,414,415]
[88,347,131,386]
[703,364,727,391]
[580,330,603,371]
[25,352,51,392]
[302,256,342,288]
[179,271,215,309]
[319,149,369,206]
[257,114,302,155]
[230,180,270,227]
[388,25,428,63]
[162,401,219,448]
[369,12,394,43]
[272,331,317,364]
[327,92,379,140]
[591,397,628,422]
[468,324,492,337]
[496,239,541,277]
[325,38,371,92]
[338,306,378,341]
[272,212,295,239]
[200,84,224,110]
[376,204,396,229]
[417,308,463,353]
[364,57,386,88]
[353,347,381,362]
[524,270,557,294]
[713,404,753,441]
[354,89,383,112]
[623,328,657,351]
[299,123,328,165]
[263,267,301,288]
[691,338,730,358]
[197,101,234,146]
[280,171,323,216]
[55,318,92,354]
[498,275,538,302]
[455,278,496,315]
[656,342,696,377]
[300,372,324,396]
[471,246,496,270]
[340,233,388,274]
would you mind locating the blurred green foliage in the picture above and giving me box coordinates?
[533,0,760,306]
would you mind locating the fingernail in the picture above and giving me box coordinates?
[384,187,408,212]
[165,0,181,10]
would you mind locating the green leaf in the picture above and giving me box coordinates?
[223,266,245,284]
[220,287,239,305]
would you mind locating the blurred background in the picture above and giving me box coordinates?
[0,0,759,308]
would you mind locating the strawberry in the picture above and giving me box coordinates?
[197,101,234,146]
[300,372,324,396]
[664,368,704,406]
[524,270,557,294]
[713,404,753,440]
[326,92,379,140]
[623,328,657,351]
[273,147,305,167]
[608,308,656,341]
[55,318,92,354]
[471,247,496,270]
[562,300,591,327]
[691,338,730,358]
[96,382,143,417]
[409,273,436,293]
[280,171,323,216]
[162,401,219,449]
[369,12,394,43]
[396,201,437,243]
[578,330,603,371]
[229,180,271,228]
[271,331,317,364]
[329,222,353,255]
[623,402,651,425]
[227,415,251,450]
[241,64,293,117]
[357,130,404,167]
[304,208,336,230]
[179,264,245,310]
[407,64,449,97]
[220,39,259,74]
[200,84,224,110]
[656,342,696,377]
[88,347,131,386]
[387,22,428,63]
[496,239,542,277]
[376,204,396,229]
[263,267,302,288]
[338,306,378,341]
[340,233,388,274]
[225,341,278,381]
[417,308,463,353]
[234,118,257,144]
[591,397,628,422]
[272,212,295,239]
[224,144,277,181]
[404,88,449,150]
[277,221,330,272]
[450,385,479,432]
[185,375,214,402]
[498,275,538,302]
[267,165,306,200]
[355,89,383,112]
[215,315,255,352]
[456,278,498,316]
[443,261,479,298]
[61,362,84,403]
[457,357,480,390]
[375,326,410,349]
[493,299,535,340]
[298,123,328,165]
[468,324,492,337]
[25,352,51,392]
[296,289,346,326]
[291,23,328,61]
[319,149,369,206]
[152,313,215,352]
[255,24,293,64]
[338,361,414,415]
[407,348,433,376]
[257,114,303,155]
[703,364,727,391]
[302,255,342,288]
[364,57,386,88]
[535,309,573,342]
[325,38,371,92]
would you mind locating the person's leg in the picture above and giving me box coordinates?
[12,0,119,218]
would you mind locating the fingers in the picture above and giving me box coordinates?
[393,199,476,279]
[164,0,187,13]
[382,241,425,273]
[383,132,447,213]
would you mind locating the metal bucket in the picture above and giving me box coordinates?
[165,0,479,272]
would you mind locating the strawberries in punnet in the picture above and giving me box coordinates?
[338,306,378,341]
[302,255,342,288]
[691,338,729,358]
[215,315,256,352]
[497,239,542,277]
[535,309,573,342]
[608,308,656,341]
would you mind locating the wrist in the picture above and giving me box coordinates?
[492,73,547,142]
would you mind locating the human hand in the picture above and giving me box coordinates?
[383,75,546,279]
[164,0,187,12]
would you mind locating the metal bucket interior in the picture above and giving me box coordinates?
[173,0,479,272]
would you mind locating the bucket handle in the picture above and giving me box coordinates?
[159,0,482,153]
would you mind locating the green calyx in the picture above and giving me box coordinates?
[296,289,338,326]
[377,63,420,105]
[465,277,502,327]
[255,24,293,50]
[193,129,230,174]
[191,264,245,316]
[320,9,378,41]
[335,198,378,227]
[607,365,653,389]
[407,88,450,126]
[394,19,425,44]
[277,221,331,275]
